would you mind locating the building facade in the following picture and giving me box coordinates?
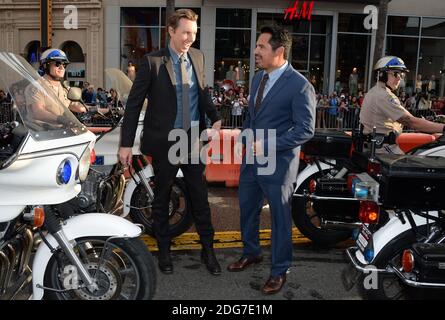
[1,0,444,96]
[106,0,445,96]
[0,0,103,87]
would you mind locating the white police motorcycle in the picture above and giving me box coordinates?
[0,52,156,300]
[293,128,445,247]
[342,134,445,299]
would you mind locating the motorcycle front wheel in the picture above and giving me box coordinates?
[129,178,193,238]
[43,237,156,300]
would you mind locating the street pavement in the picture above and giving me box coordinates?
[151,184,362,300]
[152,243,361,300]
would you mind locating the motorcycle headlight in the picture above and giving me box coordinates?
[57,160,72,185]
[78,147,91,181]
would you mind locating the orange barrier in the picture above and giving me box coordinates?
[396,132,436,153]
[205,129,241,187]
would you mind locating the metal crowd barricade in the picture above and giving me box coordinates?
[315,106,361,130]
[215,105,362,130]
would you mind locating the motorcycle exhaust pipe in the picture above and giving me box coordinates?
[18,229,33,276]
[0,250,10,293]
[389,264,445,289]
[322,220,362,230]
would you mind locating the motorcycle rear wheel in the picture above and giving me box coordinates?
[292,170,351,247]
[359,227,434,300]
[129,178,193,238]
[43,237,156,300]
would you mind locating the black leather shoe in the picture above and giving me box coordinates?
[158,248,173,274]
[201,246,222,276]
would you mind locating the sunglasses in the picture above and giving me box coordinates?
[52,61,69,68]
[388,71,404,78]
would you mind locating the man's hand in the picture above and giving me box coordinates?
[69,101,87,113]
[119,147,133,166]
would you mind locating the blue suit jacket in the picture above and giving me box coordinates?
[241,63,316,184]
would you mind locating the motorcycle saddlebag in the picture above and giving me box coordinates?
[302,129,352,159]
[411,243,445,284]
[376,154,445,209]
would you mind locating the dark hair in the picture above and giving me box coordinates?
[260,26,292,59]
[167,9,198,31]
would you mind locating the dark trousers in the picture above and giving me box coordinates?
[238,165,294,277]
[151,155,214,250]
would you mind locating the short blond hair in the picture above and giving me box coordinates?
[167,9,198,30]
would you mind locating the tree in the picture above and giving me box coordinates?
[165,0,175,47]
[372,0,389,75]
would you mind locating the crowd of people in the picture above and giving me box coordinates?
[80,81,122,109]
[208,85,249,128]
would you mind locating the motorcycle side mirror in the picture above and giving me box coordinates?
[62,80,70,89]
[67,87,82,102]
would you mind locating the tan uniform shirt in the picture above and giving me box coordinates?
[360,82,409,135]
[25,76,70,118]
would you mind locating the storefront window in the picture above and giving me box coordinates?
[215,29,250,88]
[338,13,371,34]
[214,9,251,90]
[120,7,200,72]
[291,35,309,71]
[385,36,419,96]
[336,34,371,96]
[422,18,445,37]
[418,38,445,97]
[387,16,420,36]
[309,35,327,93]
[386,16,445,98]
[121,8,159,26]
[256,13,331,93]
[216,8,251,28]
[121,27,160,70]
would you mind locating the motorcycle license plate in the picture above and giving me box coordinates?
[357,224,372,253]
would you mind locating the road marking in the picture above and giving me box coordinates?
[140,228,310,251]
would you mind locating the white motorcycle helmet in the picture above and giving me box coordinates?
[39,48,70,79]
[374,56,409,83]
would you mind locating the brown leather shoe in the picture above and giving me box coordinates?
[227,256,263,272]
[262,275,286,295]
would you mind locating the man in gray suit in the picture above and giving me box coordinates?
[227,26,316,294]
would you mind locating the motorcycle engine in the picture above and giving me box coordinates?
[76,165,114,211]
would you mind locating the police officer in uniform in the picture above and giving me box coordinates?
[25,49,86,124]
[360,56,445,154]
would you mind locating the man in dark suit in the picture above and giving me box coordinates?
[119,9,222,275]
[227,26,316,294]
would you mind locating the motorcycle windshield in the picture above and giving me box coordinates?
[105,68,147,110]
[0,52,87,141]
[105,68,132,106]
